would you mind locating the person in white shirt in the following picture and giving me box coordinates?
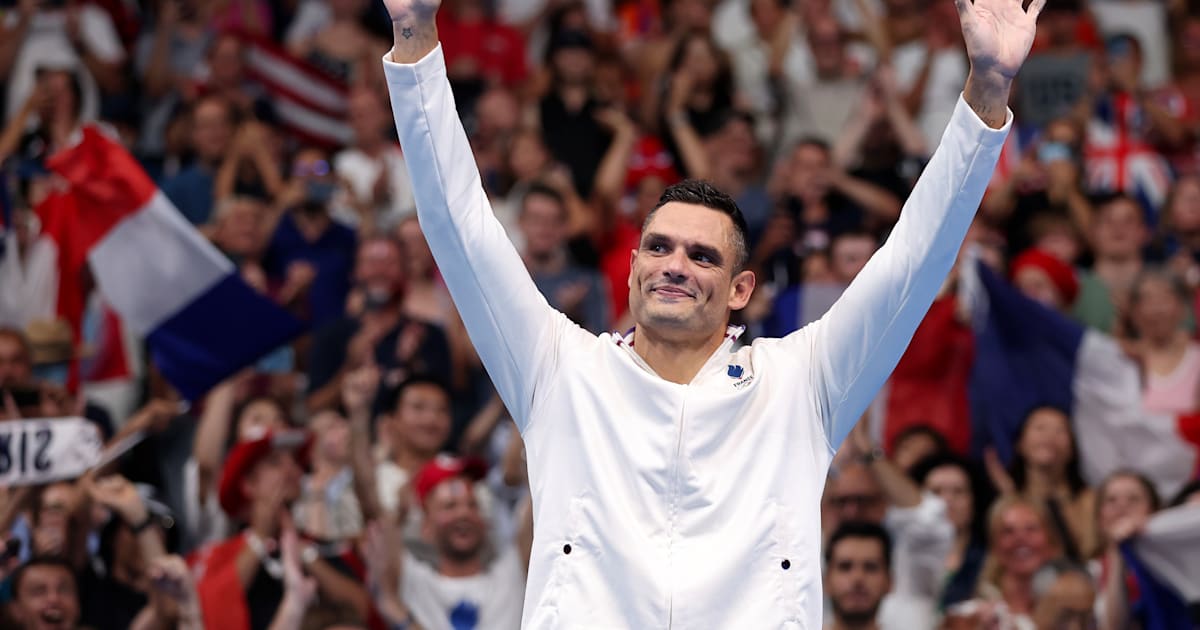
[378,0,1042,625]
[398,454,533,630]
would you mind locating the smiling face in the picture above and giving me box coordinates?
[627,203,755,344]
[991,502,1053,579]
[12,564,79,630]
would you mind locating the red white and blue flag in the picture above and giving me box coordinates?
[43,126,305,400]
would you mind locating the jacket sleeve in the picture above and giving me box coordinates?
[382,46,570,431]
[795,94,1010,450]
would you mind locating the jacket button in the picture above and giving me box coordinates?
[563,544,572,554]
[781,559,791,570]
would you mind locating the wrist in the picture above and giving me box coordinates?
[125,508,152,532]
[963,69,1011,129]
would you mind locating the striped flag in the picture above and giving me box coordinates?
[1120,505,1200,629]
[230,29,353,149]
[44,126,305,400]
[965,259,1200,499]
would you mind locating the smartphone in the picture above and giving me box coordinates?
[1038,142,1072,164]
[0,386,42,410]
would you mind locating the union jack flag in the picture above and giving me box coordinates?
[1083,92,1175,222]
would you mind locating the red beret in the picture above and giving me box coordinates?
[217,429,311,518]
[1010,248,1080,305]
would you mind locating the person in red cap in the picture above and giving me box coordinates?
[189,429,371,630]
[1010,247,1080,311]
[385,453,532,630]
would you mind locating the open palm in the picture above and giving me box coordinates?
[956,0,1045,80]
[383,0,440,21]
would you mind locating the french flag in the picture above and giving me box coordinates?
[45,127,305,400]
[964,259,1200,499]
[1120,505,1200,629]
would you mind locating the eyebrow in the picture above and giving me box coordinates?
[642,232,726,267]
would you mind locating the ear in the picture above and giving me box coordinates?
[727,269,757,311]
[627,248,639,290]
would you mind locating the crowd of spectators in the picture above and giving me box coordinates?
[2,0,1200,628]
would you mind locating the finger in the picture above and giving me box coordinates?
[2,392,20,419]
[1026,0,1046,17]
[953,0,971,18]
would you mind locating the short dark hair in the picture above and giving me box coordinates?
[381,374,453,414]
[825,522,892,572]
[520,182,568,221]
[12,556,76,598]
[889,424,949,458]
[644,179,750,271]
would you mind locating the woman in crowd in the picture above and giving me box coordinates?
[1124,268,1200,414]
[975,495,1061,624]
[989,406,1097,561]
[1092,470,1162,630]
[910,453,992,610]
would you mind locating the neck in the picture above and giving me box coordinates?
[1094,255,1141,281]
[999,571,1036,614]
[438,554,484,578]
[248,511,280,540]
[525,248,567,275]
[831,617,879,630]
[1146,329,1187,352]
[632,324,729,384]
[391,447,433,474]
[1025,464,1066,499]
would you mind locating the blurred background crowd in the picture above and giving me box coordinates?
[1,0,1200,628]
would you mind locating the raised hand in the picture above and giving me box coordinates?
[955,0,1043,82]
[86,475,149,527]
[383,0,441,63]
[955,0,1044,127]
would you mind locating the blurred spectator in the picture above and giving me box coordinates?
[0,201,56,329]
[910,453,992,609]
[1014,0,1095,130]
[519,183,610,333]
[262,146,357,328]
[396,216,478,391]
[1010,248,1080,312]
[1030,562,1097,630]
[1073,194,1148,333]
[882,0,968,150]
[1156,15,1200,174]
[777,15,870,153]
[397,455,531,630]
[161,94,237,225]
[1,67,86,169]
[1083,33,1178,217]
[188,376,291,550]
[988,406,1096,560]
[975,496,1060,623]
[373,376,453,520]
[1093,470,1160,630]
[890,426,950,474]
[291,408,362,542]
[133,0,213,161]
[305,235,452,411]
[654,32,735,179]
[437,0,529,112]
[195,33,276,123]
[333,86,416,233]
[824,522,893,630]
[1,0,126,125]
[537,28,610,198]
[1126,268,1200,414]
[7,556,81,630]
[285,0,386,87]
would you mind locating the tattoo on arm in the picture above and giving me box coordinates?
[402,27,414,39]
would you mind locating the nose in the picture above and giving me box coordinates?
[661,248,689,279]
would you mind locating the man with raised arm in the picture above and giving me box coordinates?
[378,0,1042,625]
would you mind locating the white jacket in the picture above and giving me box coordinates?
[383,45,1009,630]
